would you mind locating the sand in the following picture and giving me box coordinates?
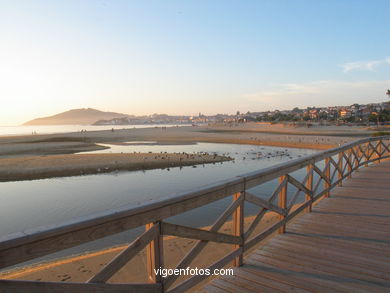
[0,123,370,159]
[0,153,231,181]
[0,123,362,180]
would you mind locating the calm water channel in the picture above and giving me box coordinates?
[0,142,318,268]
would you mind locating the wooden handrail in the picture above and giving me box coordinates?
[0,136,389,293]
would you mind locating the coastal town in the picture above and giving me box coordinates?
[93,100,390,126]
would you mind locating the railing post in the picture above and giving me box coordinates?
[338,152,343,187]
[278,175,287,234]
[305,165,313,213]
[365,142,369,167]
[376,140,382,164]
[146,221,164,287]
[354,146,360,170]
[347,150,352,179]
[232,192,244,267]
[324,158,330,198]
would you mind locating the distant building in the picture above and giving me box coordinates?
[339,109,352,118]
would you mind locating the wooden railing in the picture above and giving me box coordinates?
[0,136,389,292]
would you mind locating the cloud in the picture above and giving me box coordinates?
[243,80,390,110]
[341,58,390,73]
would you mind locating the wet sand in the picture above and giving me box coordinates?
[0,153,231,181]
[0,123,369,159]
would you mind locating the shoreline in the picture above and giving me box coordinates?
[0,124,358,159]
[0,122,363,181]
[0,153,232,182]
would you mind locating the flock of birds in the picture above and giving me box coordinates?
[95,148,304,174]
[117,148,302,163]
[216,148,302,161]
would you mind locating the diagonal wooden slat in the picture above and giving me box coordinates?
[287,174,311,195]
[379,144,387,157]
[365,143,375,160]
[350,147,360,166]
[88,225,159,284]
[342,152,352,169]
[329,164,339,185]
[243,178,288,241]
[357,144,369,164]
[367,142,383,163]
[286,171,312,211]
[243,173,288,241]
[244,177,289,241]
[247,175,287,207]
[341,156,349,175]
[268,175,288,204]
[287,188,303,212]
[312,170,324,196]
[312,163,330,185]
[380,140,390,154]
[328,156,342,174]
[244,208,267,241]
[161,222,242,245]
[164,194,243,288]
[312,156,339,196]
[376,140,389,161]
[368,141,381,158]
[246,192,287,216]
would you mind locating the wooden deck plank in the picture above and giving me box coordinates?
[253,247,390,286]
[199,161,390,293]
[259,238,390,277]
[260,241,390,282]
[233,269,312,293]
[248,253,387,293]
[267,237,390,274]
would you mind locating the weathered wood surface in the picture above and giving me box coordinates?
[200,160,390,293]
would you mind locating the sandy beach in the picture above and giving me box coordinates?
[0,122,367,180]
[0,123,373,159]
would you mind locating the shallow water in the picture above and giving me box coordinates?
[0,124,190,136]
[0,142,318,266]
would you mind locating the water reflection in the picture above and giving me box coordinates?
[0,143,318,265]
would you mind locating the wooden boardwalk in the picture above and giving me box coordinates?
[200,160,390,293]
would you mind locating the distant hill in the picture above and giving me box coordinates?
[23,108,129,125]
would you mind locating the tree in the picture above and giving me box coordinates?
[292,107,300,113]
[386,89,390,110]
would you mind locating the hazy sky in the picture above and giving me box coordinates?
[1,0,389,125]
